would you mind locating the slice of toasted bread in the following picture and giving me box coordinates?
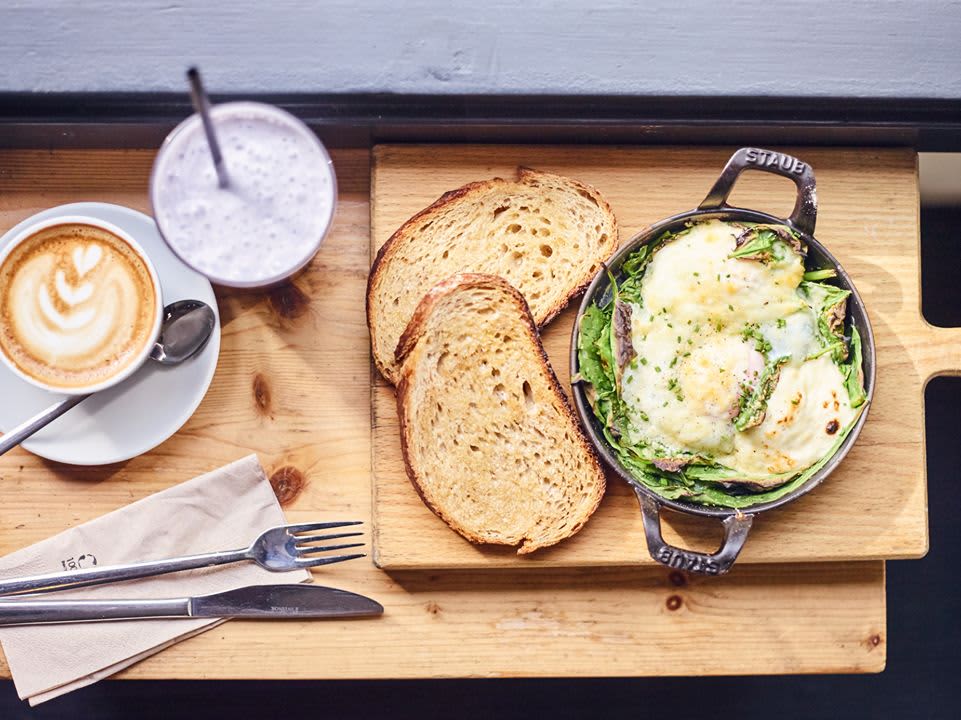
[369,167,617,383]
[395,273,606,554]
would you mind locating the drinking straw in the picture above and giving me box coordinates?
[186,67,229,188]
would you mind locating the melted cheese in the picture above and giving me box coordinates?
[719,355,856,475]
[619,219,853,477]
[641,219,806,328]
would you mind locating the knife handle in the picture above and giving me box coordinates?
[0,597,190,626]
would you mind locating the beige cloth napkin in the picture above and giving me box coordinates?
[0,454,310,705]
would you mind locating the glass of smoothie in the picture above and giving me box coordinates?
[150,101,336,288]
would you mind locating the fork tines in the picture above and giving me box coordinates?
[285,521,366,568]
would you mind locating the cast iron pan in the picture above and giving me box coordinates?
[569,147,876,575]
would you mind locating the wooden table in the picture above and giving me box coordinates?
[0,148,886,678]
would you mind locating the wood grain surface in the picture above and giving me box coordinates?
[371,145,937,571]
[0,148,886,679]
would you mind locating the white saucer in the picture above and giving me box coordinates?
[0,203,221,465]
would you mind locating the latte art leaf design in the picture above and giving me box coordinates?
[39,243,102,330]
[38,284,96,330]
[55,269,94,306]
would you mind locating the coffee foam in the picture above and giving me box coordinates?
[152,103,334,285]
[0,223,158,389]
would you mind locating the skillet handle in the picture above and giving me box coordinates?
[698,147,817,236]
[635,489,754,576]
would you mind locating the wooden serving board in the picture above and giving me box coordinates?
[372,144,947,570]
[0,148,887,678]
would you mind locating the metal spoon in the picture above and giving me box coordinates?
[0,299,216,457]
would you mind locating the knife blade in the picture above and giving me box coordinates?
[0,584,384,626]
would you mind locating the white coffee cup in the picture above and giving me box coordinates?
[0,215,164,395]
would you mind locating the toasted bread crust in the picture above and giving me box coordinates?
[395,273,605,554]
[367,167,618,384]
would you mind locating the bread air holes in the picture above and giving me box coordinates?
[578,189,599,207]
[492,205,509,218]
[539,244,553,258]
[522,380,535,410]
[507,223,522,234]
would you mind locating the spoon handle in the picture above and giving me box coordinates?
[0,394,88,456]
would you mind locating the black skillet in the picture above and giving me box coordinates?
[569,147,876,575]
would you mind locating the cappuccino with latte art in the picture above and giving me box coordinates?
[0,220,161,392]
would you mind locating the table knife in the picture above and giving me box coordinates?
[0,584,383,626]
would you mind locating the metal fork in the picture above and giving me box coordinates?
[0,521,365,598]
